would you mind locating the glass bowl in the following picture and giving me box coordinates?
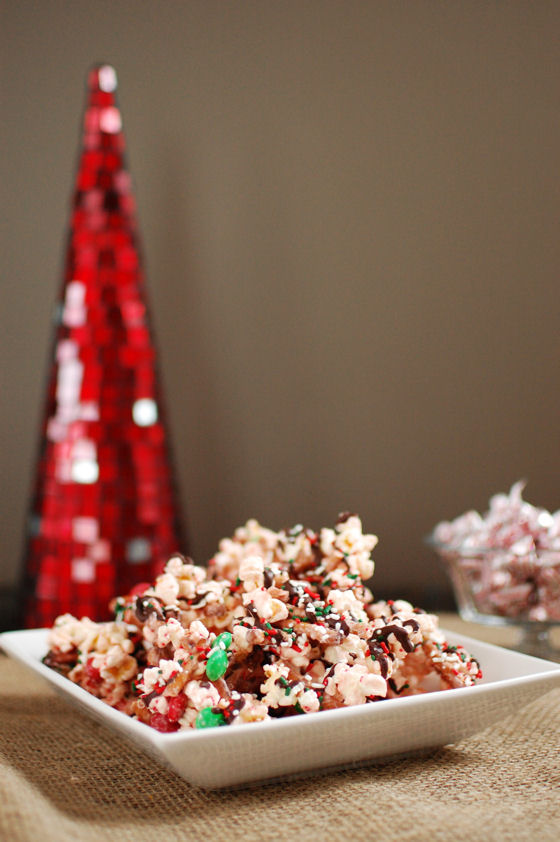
[427,536,560,661]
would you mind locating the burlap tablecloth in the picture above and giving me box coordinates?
[1,616,559,842]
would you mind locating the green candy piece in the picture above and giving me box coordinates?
[214,631,232,650]
[195,707,225,729]
[206,648,229,681]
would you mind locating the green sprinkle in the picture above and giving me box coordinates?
[114,598,125,621]
[195,707,225,729]
[206,648,229,681]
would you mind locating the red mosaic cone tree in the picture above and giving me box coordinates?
[21,64,185,627]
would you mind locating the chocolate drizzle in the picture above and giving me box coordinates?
[186,592,209,608]
[305,605,317,622]
[367,622,414,678]
[286,580,301,599]
[244,603,284,643]
[141,688,160,706]
[367,639,389,678]
[135,595,165,622]
[324,613,350,636]
[42,648,77,676]
[374,623,414,653]
[336,512,356,525]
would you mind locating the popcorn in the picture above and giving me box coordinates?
[184,679,221,712]
[138,659,183,695]
[156,618,188,649]
[327,588,369,621]
[321,514,378,581]
[43,514,482,732]
[48,614,133,657]
[325,629,366,660]
[153,572,180,606]
[326,663,387,706]
[238,555,265,590]
[242,588,289,623]
[189,620,210,643]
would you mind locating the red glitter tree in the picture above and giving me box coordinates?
[21,64,185,627]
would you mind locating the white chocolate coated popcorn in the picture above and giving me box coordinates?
[44,514,482,732]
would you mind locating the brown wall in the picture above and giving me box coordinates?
[2,1,559,605]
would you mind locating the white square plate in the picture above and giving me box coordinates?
[2,628,559,789]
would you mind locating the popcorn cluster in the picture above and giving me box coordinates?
[433,482,560,621]
[44,514,481,732]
